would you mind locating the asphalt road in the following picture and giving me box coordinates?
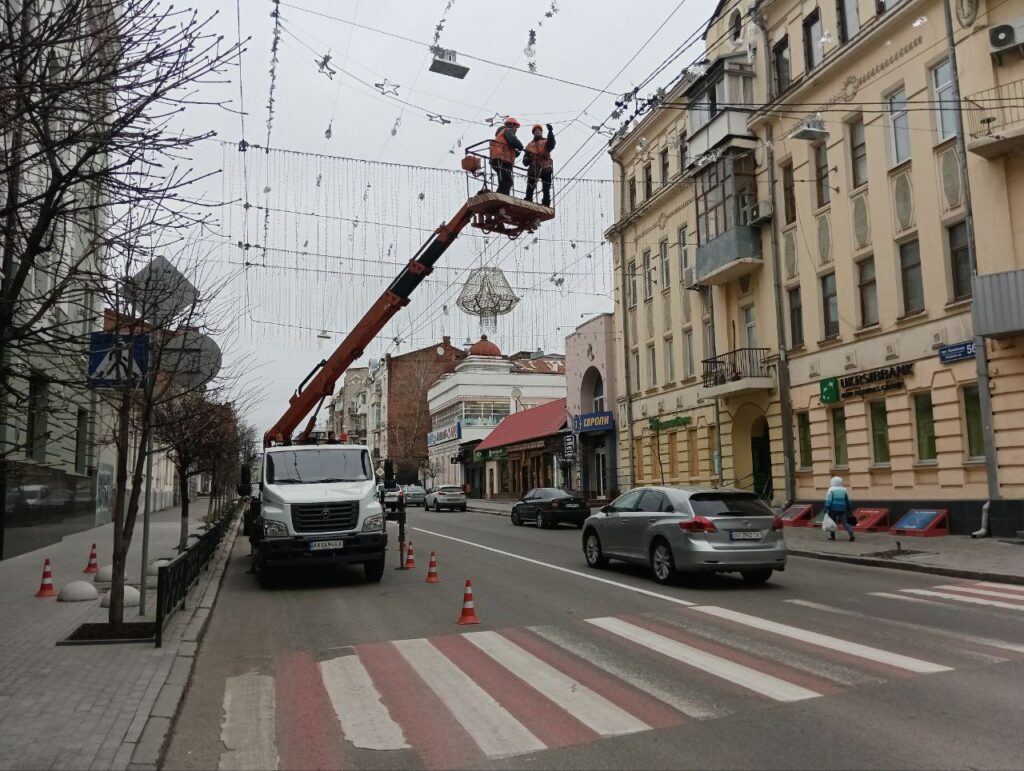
[163,507,1024,770]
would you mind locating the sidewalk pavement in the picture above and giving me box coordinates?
[466,498,1024,583]
[0,500,239,771]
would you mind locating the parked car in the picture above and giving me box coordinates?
[382,486,405,518]
[401,485,427,507]
[511,488,589,529]
[424,485,467,511]
[581,486,786,585]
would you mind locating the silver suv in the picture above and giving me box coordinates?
[425,485,467,512]
[581,486,786,585]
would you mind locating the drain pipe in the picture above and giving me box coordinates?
[972,501,990,539]
[611,155,637,489]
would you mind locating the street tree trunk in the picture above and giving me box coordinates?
[178,464,189,552]
[108,390,131,631]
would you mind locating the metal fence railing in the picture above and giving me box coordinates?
[154,505,237,647]
[702,348,771,389]
[965,79,1024,140]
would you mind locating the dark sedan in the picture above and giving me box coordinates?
[510,488,590,529]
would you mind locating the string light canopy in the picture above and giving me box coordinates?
[456,266,519,336]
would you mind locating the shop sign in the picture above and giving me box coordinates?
[648,415,691,431]
[486,448,507,460]
[824,363,914,401]
[819,377,840,404]
[563,434,576,458]
[506,440,546,452]
[427,422,461,447]
[473,451,484,463]
[573,410,614,434]
[938,340,976,364]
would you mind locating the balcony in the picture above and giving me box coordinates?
[700,348,774,399]
[687,109,758,163]
[973,269,1024,338]
[695,226,762,285]
[965,79,1024,159]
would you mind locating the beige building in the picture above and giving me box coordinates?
[609,0,1024,535]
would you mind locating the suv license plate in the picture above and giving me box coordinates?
[730,531,763,540]
[310,539,345,551]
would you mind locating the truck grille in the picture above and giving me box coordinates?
[291,502,359,533]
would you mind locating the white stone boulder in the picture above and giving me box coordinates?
[146,559,170,577]
[58,581,99,602]
[100,585,140,608]
[94,564,114,583]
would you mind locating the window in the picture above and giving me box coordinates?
[837,0,860,43]
[627,260,637,306]
[664,337,675,383]
[708,425,719,477]
[730,9,742,40]
[668,431,679,479]
[948,222,971,301]
[703,318,715,358]
[647,344,657,386]
[932,58,957,141]
[821,272,839,338]
[695,155,756,245]
[773,36,791,94]
[814,142,831,208]
[803,9,823,71]
[831,407,848,466]
[687,429,699,478]
[869,400,891,464]
[628,176,637,210]
[592,375,605,413]
[797,411,813,468]
[888,88,910,165]
[742,306,758,349]
[642,250,654,299]
[850,119,868,189]
[75,408,89,474]
[677,132,687,170]
[659,239,670,287]
[631,349,640,389]
[684,331,695,378]
[26,378,48,462]
[963,383,984,459]
[633,438,644,483]
[900,239,924,315]
[788,286,804,347]
[914,392,937,461]
[782,163,796,224]
[858,258,878,327]
[644,163,653,199]
[690,76,724,132]
[678,226,689,278]
[660,148,670,185]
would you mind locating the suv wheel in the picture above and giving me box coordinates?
[740,568,773,585]
[650,540,677,585]
[364,558,385,582]
[583,531,608,569]
[537,512,547,529]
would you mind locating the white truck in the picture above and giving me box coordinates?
[247,443,387,584]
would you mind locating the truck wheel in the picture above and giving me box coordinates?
[364,558,385,582]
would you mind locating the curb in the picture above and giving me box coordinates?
[467,506,511,518]
[788,548,1024,585]
[127,511,242,770]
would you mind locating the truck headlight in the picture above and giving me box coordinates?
[361,514,384,533]
[263,519,288,537]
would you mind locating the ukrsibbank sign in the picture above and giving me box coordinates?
[428,423,462,447]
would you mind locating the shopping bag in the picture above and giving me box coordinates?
[821,513,837,533]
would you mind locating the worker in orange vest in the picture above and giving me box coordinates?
[489,116,524,196]
[524,123,556,207]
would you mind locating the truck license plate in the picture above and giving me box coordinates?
[730,531,763,540]
[310,539,345,551]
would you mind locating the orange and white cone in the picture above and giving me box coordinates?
[35,558,57,598]
[425,551,440,583]
[456,579,480,625]
[404,540,416,570]
[83,544,99,574]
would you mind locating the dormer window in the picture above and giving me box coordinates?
[730,9,742,41]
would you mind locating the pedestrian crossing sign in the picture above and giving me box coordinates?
[87,332,149,388]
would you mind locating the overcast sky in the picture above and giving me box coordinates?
[181,0,718,433]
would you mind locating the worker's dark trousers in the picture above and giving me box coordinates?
[525,166,553,206]
[492,161,514,195]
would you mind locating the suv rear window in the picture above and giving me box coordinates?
[687,492,773,517]
[439,486,463,493]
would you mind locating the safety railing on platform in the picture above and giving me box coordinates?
[154,506,237,648]
[462,139,557,208]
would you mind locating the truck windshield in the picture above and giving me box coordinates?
[266,449,372,485]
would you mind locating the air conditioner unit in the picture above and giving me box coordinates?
[989,19,1024,64]
[745,200,773,226]
[790,117,829,142]
[683,266,696,287]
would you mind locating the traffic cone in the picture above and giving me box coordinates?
[35,559,57,598]
[404,540,416,570]
[456,579,480,625]
[83,544,99,574]
[425,551,440,583]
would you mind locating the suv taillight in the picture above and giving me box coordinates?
[772,514,784,531]
[551,500,560,508]
[679,516,717,533]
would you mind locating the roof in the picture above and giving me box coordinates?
[512,357,565,375]
[468,335,501,357]
[476,398,567,452]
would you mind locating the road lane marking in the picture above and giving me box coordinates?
[319,655,410,751]
[220,674,278,771]
[902,588,1024,611]
[868,591,945,606]
[933,584,1024,602]
[976,581,1024,594]
[411,526,696,607]
[392,638,545,758]
[692,606,952,674]
[586,617,820,703]
[463,630,651,736]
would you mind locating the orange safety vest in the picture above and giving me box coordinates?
[489,128,515,164]
[526,138,552,169]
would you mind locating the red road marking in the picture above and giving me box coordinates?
[274,651,347,770]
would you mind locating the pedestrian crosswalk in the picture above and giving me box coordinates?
[869,578,1024,612]
[213,588,1024,770]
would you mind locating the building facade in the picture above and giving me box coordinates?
[609,0,1024,534]
[327,367,368,444]
[565,314,619,500]
[475,398,570,499]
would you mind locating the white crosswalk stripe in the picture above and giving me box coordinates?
[319,654,409,751]
[933,584,1024,602]
[976,581,1024,594]
[901,588,1024,611]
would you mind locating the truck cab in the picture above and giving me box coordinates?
[249,443,387,583]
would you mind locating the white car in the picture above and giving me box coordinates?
[424,485,467,512]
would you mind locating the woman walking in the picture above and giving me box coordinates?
[824,475,855,541]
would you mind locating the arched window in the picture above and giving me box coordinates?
[593,374,605,413]
[730,9,742,41]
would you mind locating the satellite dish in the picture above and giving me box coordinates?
[368,358,380,371]
[160,331,222,389]
[436,345,445,356]
[510,386,522,400]
[128,256,199,326]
